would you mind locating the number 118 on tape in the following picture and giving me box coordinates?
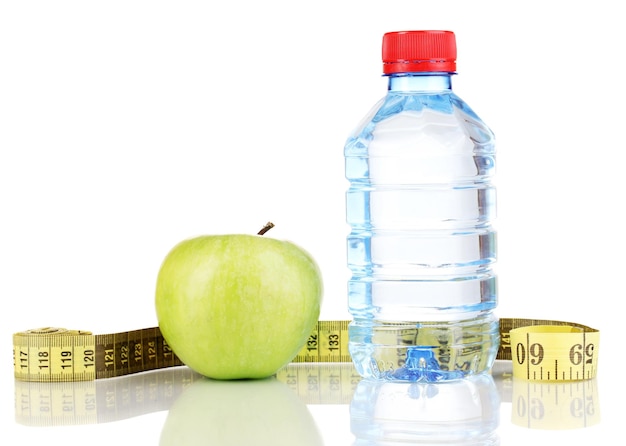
[510,325,599,381]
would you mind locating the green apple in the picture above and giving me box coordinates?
[155,227,323,380]
[159,377,323,446]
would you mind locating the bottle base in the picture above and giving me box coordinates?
[349,316,499,382]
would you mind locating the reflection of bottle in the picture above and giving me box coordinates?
[511,378,600,430]
[350,374,500,444]
[345,30,499,382]
[159,377,324,446]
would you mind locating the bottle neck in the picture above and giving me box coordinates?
[387,73,453,92]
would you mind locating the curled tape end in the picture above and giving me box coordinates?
[20,327,93,336]
[509,323,599,381]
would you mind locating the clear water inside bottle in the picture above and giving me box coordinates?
[346,88,499,381]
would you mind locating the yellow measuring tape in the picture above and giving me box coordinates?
[497,318,599,382]
[13,318,598,383]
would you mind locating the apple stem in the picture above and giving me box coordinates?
[257,222,275,236]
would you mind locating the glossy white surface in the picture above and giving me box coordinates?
[1,1,623,444]
[5,361,611,445]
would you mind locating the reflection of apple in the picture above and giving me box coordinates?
[159,377,324,446]
[155,229,323,379]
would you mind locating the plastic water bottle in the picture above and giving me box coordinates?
[345,30,499,382]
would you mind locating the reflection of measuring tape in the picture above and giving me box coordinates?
[15,366,197,426]
[510,375,600,429]
[490,362,600,431]
[13,318,598,383]
[15,363,360,426]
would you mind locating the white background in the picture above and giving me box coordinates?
[1,1,624,444]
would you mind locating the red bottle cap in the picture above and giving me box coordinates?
[382,30,457,74]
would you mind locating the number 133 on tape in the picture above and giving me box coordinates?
[511,325,599,381]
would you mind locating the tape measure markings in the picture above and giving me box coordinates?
[14,318,599,383]
[13,329,96,382]
[94,328,184,379]
[508,324,599,382]
[496,318,597,361]
[292,320,351,363]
